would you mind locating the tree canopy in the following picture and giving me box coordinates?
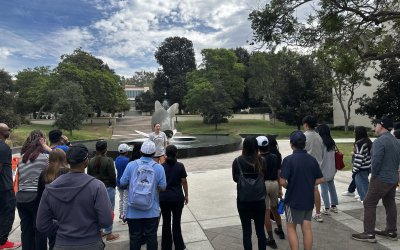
[249,0,400,61]
[0,69,20,128]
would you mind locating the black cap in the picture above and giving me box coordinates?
[373,116,393,131]
[66,144,89,165]
[49,129,62,144]
[95,140,107,151]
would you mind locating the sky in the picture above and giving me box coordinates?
[0,0,313,77]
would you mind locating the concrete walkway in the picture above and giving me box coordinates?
[9,138,400,249]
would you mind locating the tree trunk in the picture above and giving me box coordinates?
[215,123,218,131]
[37,104,46,119]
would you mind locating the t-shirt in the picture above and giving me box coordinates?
[260,152,280,181]
[52,145,69,152]
[304,130,324,167]
[281,149,323,210]
[159,160,187,202]
[115,155,130,187]
[149,132,167,157]
[0,140,13,191]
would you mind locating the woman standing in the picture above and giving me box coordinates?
[37,149,70,250]
[88,140,119,242]
[159,145,188,250]
[149,123,168,163]
[353,126,372,202]
[317,124,339,214]
[16,130,49,250]
[232,137,267,250]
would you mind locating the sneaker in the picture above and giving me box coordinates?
[355,195,360,199]
[352,232,377,243]
[106,233,120,242]
[374,230,398,241]
[330,206,338,213]
[342,191,355,196]
[0,241,21,249]
[313,213,323,222]
[266,238,277,249]
[274,228,285,239]
[322,208,330,215]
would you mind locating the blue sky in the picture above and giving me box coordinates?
[0,0,312,77]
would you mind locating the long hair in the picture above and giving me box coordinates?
[266,134,282,163]
[94,148,107,171]
[44,149,69,183]
[354,126,372,150]
[21,130,46,163]
[317,124,335,151]
[165,144,178,164]
[242,136,263,175]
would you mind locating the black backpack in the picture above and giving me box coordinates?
[236,158,266,202]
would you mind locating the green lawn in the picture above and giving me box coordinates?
[177,119,355,139]
[10,124,112,147]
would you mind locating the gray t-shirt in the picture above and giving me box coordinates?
[149,131,167,157]
[304,130,324,167]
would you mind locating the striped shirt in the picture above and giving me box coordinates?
[18,153,49,193]
[353,140,371,172]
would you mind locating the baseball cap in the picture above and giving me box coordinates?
[118,143,133,153]
[96,140,108,151]
[256,136,269,147]
[66,144,89,165]
[290,130,306,144]
[141,140,155,154]
[373,116,393,130]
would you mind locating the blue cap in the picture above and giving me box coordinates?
[290,130,306,144]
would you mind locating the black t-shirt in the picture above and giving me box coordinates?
[260,152,280,181]
[159,160,187,202]
[0,140,13,191]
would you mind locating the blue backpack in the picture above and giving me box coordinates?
[128,160,157,210]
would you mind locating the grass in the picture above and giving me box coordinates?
[9,124,112,147]
[177,119,356,139]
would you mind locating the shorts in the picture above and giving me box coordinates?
[265,180,279,209]
[285,204,312,225]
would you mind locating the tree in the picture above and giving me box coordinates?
[154,37,196,113]
[52,82,90,135]
[185,72,233,130]
[54,48,129,116]
[121,71,155,87]
[317,45,370,131]
[135,91,155,113]
[247,51,280,121]
[14,67,53,116]
[249,1,400,61]
[201,49,246,106]
[0,69,20,128]
[274,51,332,129]
[356,58,400,121]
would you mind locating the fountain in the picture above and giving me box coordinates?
[80,100,241,159]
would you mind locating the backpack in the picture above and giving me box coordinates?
[236,157,266,202]
[128,160,157,210]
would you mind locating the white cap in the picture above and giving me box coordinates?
[256,136,269,147]
[118,143,133,153]
[140,140,156,154]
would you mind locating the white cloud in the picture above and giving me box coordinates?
[0,47,13,60]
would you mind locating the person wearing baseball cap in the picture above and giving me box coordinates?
[352,116,400,242]
[280,131,324,250]
[115,143,133,224]
[256,135,284,248]
[36,144,113,249]
[120,140,166,249]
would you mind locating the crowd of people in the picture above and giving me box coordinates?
[0,115,399,250]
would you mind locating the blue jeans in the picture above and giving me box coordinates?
[127,217,159,250]
[320,179,339,208]
[104,187,116,234]
[355,170,370,201]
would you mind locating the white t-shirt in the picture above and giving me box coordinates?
[149,131,167,157]
[304,130,324,167]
